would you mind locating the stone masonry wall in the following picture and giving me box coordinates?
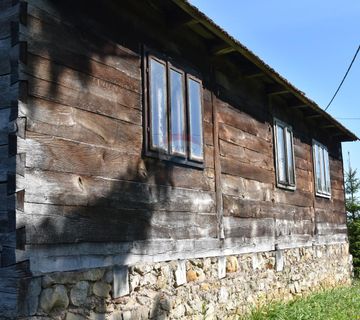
[15,243,352,320]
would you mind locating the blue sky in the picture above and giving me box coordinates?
[189,0,360,175]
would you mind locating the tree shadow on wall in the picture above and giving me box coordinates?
[20,0,215,318]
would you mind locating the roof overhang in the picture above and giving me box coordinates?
[171,0,358,142]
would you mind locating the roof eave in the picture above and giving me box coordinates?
[171,0,358,142]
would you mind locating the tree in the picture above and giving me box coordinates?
[345,165,360,221]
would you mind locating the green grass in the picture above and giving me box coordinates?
[241,281,360,320]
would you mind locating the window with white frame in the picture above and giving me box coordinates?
[313,140,331,197]
[145,53,204,167]
[274,119,295,189]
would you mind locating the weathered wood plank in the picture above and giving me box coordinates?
[223,216,275,239]
[223,195,314,220]
[296,169,313,193]
[315,209,346,224]
[0,38,11,75]
[295,156,313,172]
[23,168,216,213]
[0,3,20,39]
[219,122,272,155]
[217,101,271,140]
[23,56,141,111]
[314,198,344,212]
[222,174,273,201]
[204,121,214,146]
[293,139,311,161]
[316,222,347,235]
[275,219,313,237]
[27,76,142,123]
[0,75,17,109]
[220,139,274,171]
[220,156,274,184]
[23,97,143,150]
[21,131,142,177]
[212,94,224,239]
[0,261,31,318]
[203,95,212,123]
[19,202,217,244]
[20,132,214,191]
[25,48,140,93]
[25,9,140,79]
[273,189,313,207]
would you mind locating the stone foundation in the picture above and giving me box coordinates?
[17,243,352,320]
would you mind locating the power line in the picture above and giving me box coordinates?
[325,45,360,111]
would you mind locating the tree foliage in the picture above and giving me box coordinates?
[348,220,360,277]
[345,167,360,220]
[345,165,360,277]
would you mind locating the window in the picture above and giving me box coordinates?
[274,119,295,189]
[145,53,204,166]
[313,140,331,198]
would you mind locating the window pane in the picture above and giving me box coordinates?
[323,148,331,193]
[314,144,322,192]
[319,146,326,192]
[276,125,287,183]
[170,69,186,156]
[286,129,295,185]
[188,78,203,160]
[149,58,167,152]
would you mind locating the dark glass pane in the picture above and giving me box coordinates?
[323,148,331,194]
[149,58,167,152]
[286,129,295,185]
[188,78,203,160]
[170,69,186,156]
[319,146,326,192]
[276,125,287,183]
[314,144,322,192]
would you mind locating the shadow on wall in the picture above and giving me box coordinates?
[21,0,193,318]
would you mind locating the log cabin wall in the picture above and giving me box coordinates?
[0,0,31,316]
[16,0,219,273]
[7,0,349,274]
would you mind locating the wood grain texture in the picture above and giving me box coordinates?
[20,132,214,191]
[23,55,141,110]
[220,139,274,171]
[217,101,271,140]
[27,77,142,124]
[223,216,275,239]
[0,261,31,318]
[219,122,272,155]
[223,195,313,220]
[23,168,216,213]
[25,8,140,79]
[220,156,274,184]
[20,202,217,244]
[23,97,142,150]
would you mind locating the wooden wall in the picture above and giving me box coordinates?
[16,0,216,252]
[2,0,348,273]
[219,100,346,249]
[0,0,29,316]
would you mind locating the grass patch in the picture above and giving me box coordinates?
[242,281,360,320]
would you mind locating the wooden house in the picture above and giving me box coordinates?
[0,0,357,318]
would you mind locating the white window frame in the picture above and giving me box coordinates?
[312,140,331,198]
[273,118,296,190]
